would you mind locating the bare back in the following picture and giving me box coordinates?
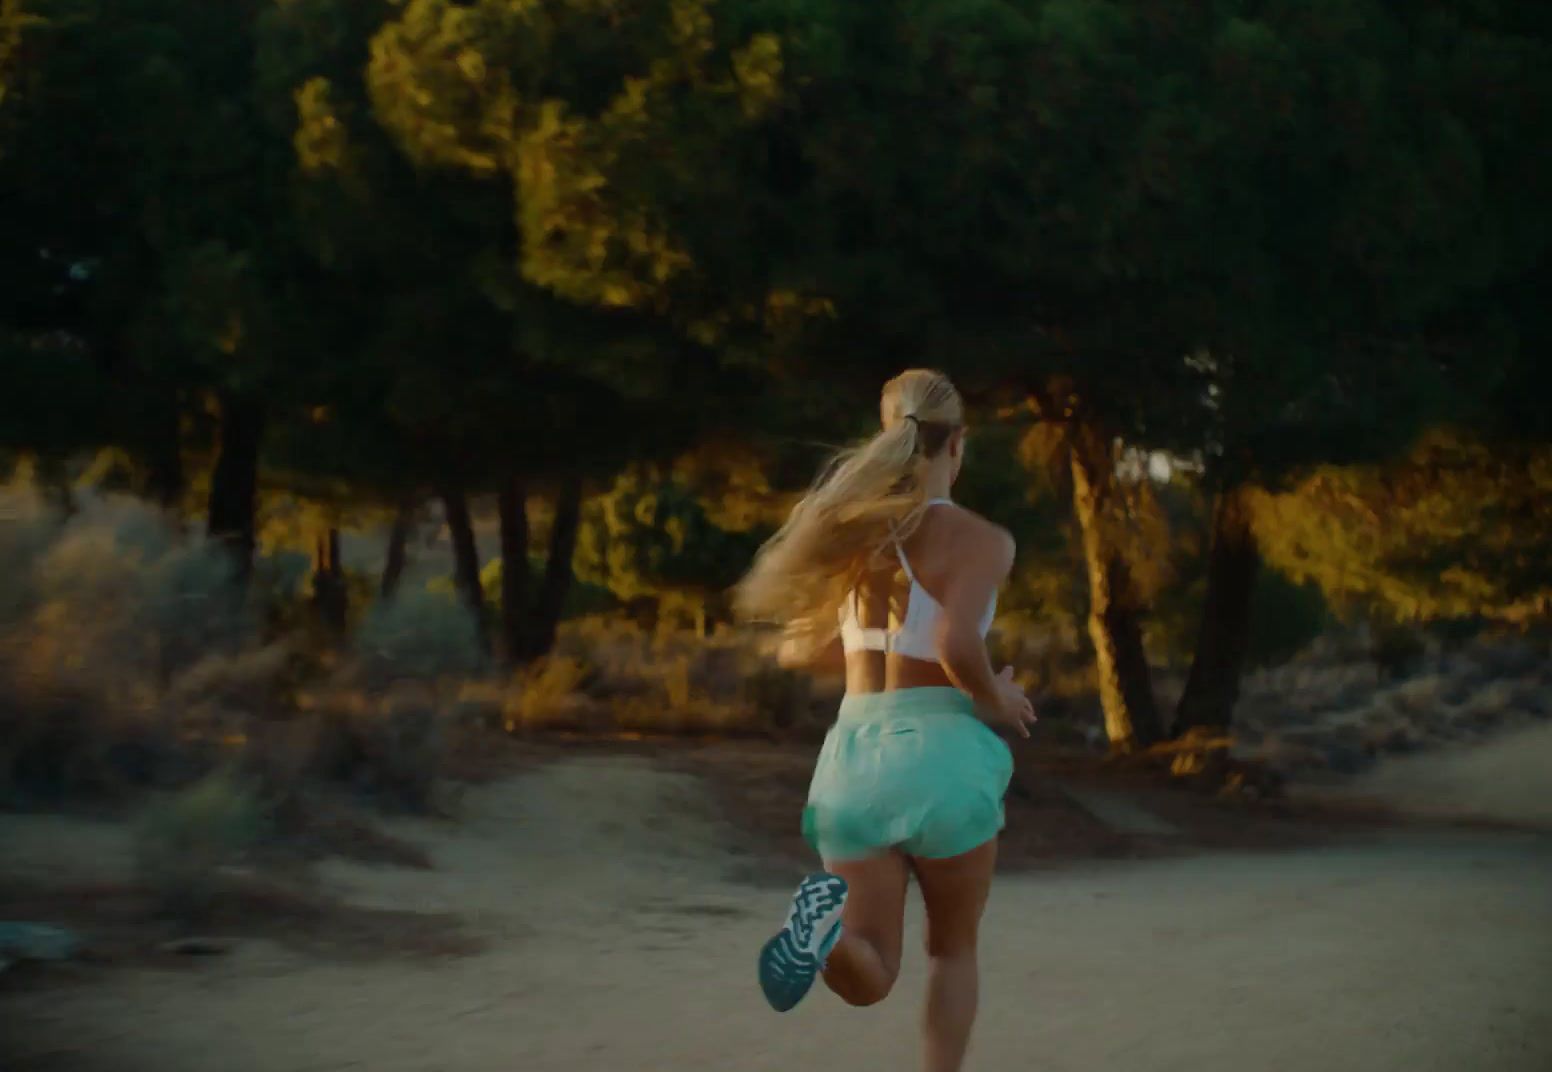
[844,504,1007,695]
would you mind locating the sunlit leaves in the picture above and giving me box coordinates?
[0,0,36,113]
[366,0,517,175]
[731,33,781,118]
[294,76,351,174]
[574,461,768,623]
[1255,430,1552,627]
[360,0,784,318]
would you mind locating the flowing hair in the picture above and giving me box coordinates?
[734,369,965,653]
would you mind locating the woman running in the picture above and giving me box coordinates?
[736,368,1035,1072]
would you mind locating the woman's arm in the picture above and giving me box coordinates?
[932,516,1035,736]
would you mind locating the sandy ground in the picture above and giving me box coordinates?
[1344,722,1552,829]
[3,750,1551,1072]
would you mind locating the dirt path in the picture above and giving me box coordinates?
[4,754,1551,1072]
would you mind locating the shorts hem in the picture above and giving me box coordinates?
[904,811,1006,861]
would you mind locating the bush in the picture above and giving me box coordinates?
[134,769,267,920]
[352,589,486,689]
[141,541,253,676]
[741,660,814,733]
[503,655,596,732]
[251,549,313,635]
[0,489,64,621]
[344,690,449,812]
[2,489,257,691]
[513,617,833,737]
[284,684,453,813]
[0,489,275,801]
[0,668,117,803]
[1370,622,1429,680]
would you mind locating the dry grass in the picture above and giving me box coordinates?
[0,486,474,910]
[1231,627,1552,780]
[490,617,834,739]
[0,489,261,802]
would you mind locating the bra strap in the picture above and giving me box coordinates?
[895,498,952,581]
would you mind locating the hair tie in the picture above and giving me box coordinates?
[902,414,920,428]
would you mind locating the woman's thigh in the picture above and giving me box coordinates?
[911,839,998,957]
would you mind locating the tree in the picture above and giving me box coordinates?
[557,0,1552,750]
[0,0,33,114]
[1170,3,1552,734]
[259,0,755,660]
[1253,430,1552,629]
[574,455,774,635]
[0,0,329,577]
[555,0,1211,747]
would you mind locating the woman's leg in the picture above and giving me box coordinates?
[821,851,910,1006]
[911,839,998,1072]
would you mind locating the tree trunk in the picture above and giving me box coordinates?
[529,474,583,660]
[144,397,184,509]
[497,477,533,664]
[1173,483,1261,736]
[207,393,264,582]
[380,497,415,600]
[438,482,488,650]
[310,526,348,634]
[1068,428,1163,752]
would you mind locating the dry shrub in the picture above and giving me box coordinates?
[287,683,454,813]
[742,659,816,734]
[134,768,268,921]
[0,487,461,874]
[233,588,485,814]
[1458,635,1546,679]
[1386,674,1453,717]
[351,589,486,689]
[502,617,828,738]
[166,644,297,719]
[1452,678,1538,730]
[503,655,597,732]
[0,489,267,800]
[0,663,128,802]
[1238,657,1381,729]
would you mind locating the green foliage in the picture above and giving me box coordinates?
[574,464,768,631]
[1245,572,1334,668]
[1255,431,1552,628]
[0,0,29,111]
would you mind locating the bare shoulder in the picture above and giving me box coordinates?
[922,503,1015,572]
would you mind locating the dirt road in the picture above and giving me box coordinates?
[4,754,1550,1072]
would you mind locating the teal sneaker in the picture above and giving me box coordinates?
[757,872,848,1013]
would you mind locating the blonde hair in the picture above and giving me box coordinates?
[734,369,965,651]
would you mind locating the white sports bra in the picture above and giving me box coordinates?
[837,499,998,662]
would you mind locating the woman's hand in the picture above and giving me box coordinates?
[981,666,1037,738]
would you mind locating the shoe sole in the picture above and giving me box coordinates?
[758,872,849,1013]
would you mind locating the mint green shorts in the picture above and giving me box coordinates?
[802,687,1015,863]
